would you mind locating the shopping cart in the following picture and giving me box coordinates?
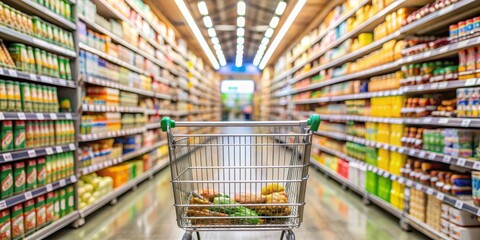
[161,115,320,240]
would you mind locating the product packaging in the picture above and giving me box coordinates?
[13,162,25,194]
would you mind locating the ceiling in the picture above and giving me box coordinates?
[148,0,328,70]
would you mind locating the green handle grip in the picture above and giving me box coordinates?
[161,117,176,132]
[307,114,320,132]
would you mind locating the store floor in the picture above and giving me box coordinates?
[51,169,427,240]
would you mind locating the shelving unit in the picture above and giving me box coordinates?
[263,0,480,238]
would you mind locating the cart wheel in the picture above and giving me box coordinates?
[362,195,371,205]
[110,198,118,206]
[182,232,192,240]
[400,218,411,232]
[287,230,295,240]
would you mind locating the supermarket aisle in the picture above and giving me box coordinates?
[51,163,427,239]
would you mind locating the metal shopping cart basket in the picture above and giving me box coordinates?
[161,115,320,240]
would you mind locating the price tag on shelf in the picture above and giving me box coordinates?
[391,146,397,152]
[17,112,26,120]
[474,162,480,170]
[113,158,119,165]
[439,82,448,89]
[0,112,4,120]
[27,150,36,158]
[455,201,464,209]
[461,119,471,127]
[457,158,466,166]
[430,83,439,90]
[383,172,390,178]
[409,149,416,155]
[418,151,426,158]
[428,153,436,160]
[29,74,37,80]
[92,134,98,139]
[46,184,53,192]
[45,148,54,155]
[59,179,66,187]
[56,146,63,153]
[69,143,75,150]
[443,155,451,163]
[0,200,6,209]
[398,147,405,153]
[423,117,432,123]
[436,192,445,201]
[466,79,476,86]
[2,153,12,161]
[415,183,423,191]
[438,118,449,124]
[378,169,384,175]
[7,69,17,77]
[71,175,77,182]
[36,113,44,120]
[24,191,32,200]
[426,188,434,195]
[406,180,413,187]
[0,69,4,75]
[390,175,397,181]
[50,113,57,120]
[438,45,450,54]
[65,113,72,119]
[417,85,424,91]
[458,40,469,48]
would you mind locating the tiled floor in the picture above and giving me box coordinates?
[51,167,427,240]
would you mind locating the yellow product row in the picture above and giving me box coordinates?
[370,96,404,118]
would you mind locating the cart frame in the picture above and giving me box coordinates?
[161,115,320,240]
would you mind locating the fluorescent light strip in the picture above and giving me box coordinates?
[198,1,208,15]
[237,1,246,16]
[275,1,287,15]
[174,0,219,69]
[259,0,306,69]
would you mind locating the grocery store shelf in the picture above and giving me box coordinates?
[79,43,148,76]
[0,112,75,120]
[79,157,169,218]
[145,122,161,129]
[80,140,167,176]
[25,210,79,240]
[288,0,370,64]
[312,144,480,218]
[314,130,480,171]
[5,0,76,30]
[0,67,76,88]
[403,214,451,240]
[0,25,76,58]
[316,113,480,128]
[82,104,147,113]
[83,76,172,100]
[79,127,146,142]
[0,143,76,164]
[145,109,176,116]
[0,175,77,211]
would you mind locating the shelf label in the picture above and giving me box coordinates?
[59,179,66,187]
[466,79,476,86]
[461,119,471,127]
[7,69,17,77]
[50,113,57,120]
[415,184,423,191]
[398,147,405,153]
[383,172,390,178]
[0,201,6,209]
[406,180,413,187]
[46,184,53,192]
[65,113,72,119]
[29,74,37,80]
[0,69,3,75]
[430,83,439,90]
[70,175,77,182]
[56,146,63,153]
[2,153,12,161]
[426,188,434,195]
[443,155,451,163]
[439,82,448,89]
[455,201,464,209]
[428,153,436,160]
[36,113,44,120]
[378,169,384,175]
[113,158,119,165]
[457,158,466,166]
[27,150,36,158]
[45,148,54,155]
[423,117,432,123]
[409,149,416,155]
[0,113,4,120]
[438,118,449,124]
[418,151,426,158]
[17,112,26,120]
[390,175,397,181]
[24,191,32,200]
[69,143,75,150]
[436,192,445,201]
[474,162,480,170]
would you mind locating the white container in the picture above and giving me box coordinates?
[450,208,480,226]
[441,218,450,236]
[450,222,480,240]
[441,204,450,219]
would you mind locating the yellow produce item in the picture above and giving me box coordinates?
[261,183,285,195]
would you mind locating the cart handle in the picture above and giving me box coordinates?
[161,114,320,132]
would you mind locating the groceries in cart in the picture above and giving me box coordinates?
[187,183,291,225]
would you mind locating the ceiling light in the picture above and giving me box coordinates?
[237,28,245,36]
[237,17,245,27]
[174,0,219,69]
[216,49,223,55]
[237,44,244,50]
[237,1,246,16]
[208,28,216,37]
[197,1,209,15]
[219,58,227,66]
[258,44,267,51]
[253,55,261,66]
[265,28,274,38]
[269,16,280,28]
[211,37,219,44]
[203,16,213,28]
[275,1,287,15]
[236,49,244,55]
[237,37,244,44]
[214,44,221,50]
[260,0,307,69]
[261,37,269,45]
